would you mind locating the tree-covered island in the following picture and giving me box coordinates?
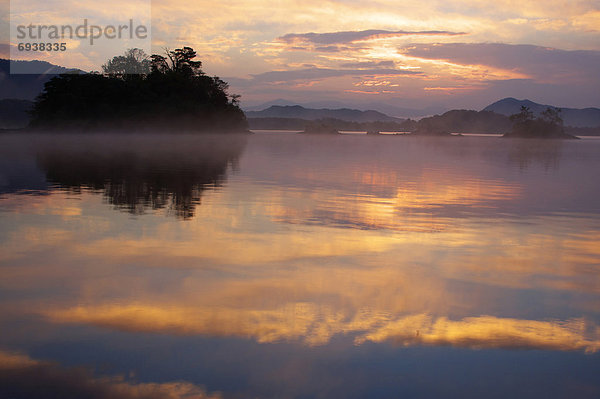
[30,47,248,133]
[503,106,577,139]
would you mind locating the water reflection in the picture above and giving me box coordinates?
[0,350,221,399]
[267,171,522,232]
[43,306,600,351]
[506,139,563,171]
[1,134,600,398]
[34,134,246,219]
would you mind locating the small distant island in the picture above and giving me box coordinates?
[503,106,577,139]
[29,47,248,133]
[300,121,340,134]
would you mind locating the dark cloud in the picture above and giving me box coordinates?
[250,67,421,83]
[289,45,368,53]
[403,43,600,82]
[314,46,342,52]
[278,29,467,45]
[340,60,396,68]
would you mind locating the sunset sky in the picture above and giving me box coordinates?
[2,0,600,111]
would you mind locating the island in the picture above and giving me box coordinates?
[410,127,452,136]
[300,121,340,135]
[503,106,578,139]
[29,47,248,133]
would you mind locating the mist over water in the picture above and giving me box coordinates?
[1,132,600,398]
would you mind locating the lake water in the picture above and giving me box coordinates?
[1,132,599,398]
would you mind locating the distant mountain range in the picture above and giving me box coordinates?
[0,59,81,128]
[483,98,600,128]
[245,105,406,123]
[0,59,78,100]
[246,99,600,130]
[243,99,445,118]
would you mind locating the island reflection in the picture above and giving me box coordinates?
[35,134,247,219]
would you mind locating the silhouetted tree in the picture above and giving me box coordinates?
[540,107,563,126]
[102,48,151,77]
[150,47,203,77]
[509,106,534,125]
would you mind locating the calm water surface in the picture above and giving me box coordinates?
[1,132,599,398]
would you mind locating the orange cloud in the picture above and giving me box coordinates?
[277,30,467,46]
[424,86,480,92]
[344,90,382,95]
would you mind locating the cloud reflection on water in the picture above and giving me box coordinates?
[1,134,600,356]
[44,305,600,352]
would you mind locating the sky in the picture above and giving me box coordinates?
[1,0,600,112]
